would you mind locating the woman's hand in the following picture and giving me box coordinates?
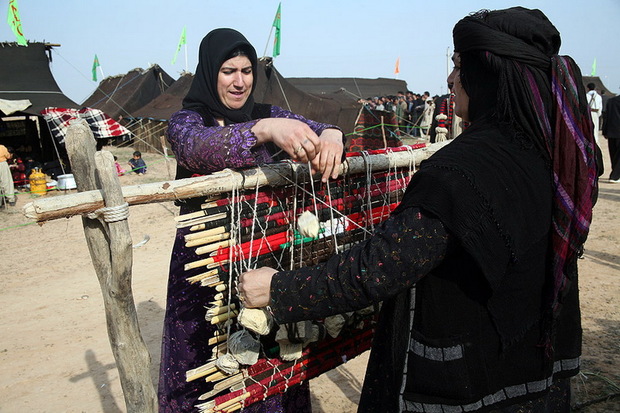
[252,119,344,182]
[314,128,344,182]
[238,267,278,308]
[253,118,321,163]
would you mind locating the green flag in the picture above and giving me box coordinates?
[272,3,281,57]
[92,55,100,82]
[590,58,597,76]
[7,0,27,46]
[172,26,187,65]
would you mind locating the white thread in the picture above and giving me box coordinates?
[245,184,261,271]
[238,307,273,335]
[361,151,375,234]
[226,173,239,352]
[287,160,298,270]
[216,353,240,375]
[259,162,373,236]
[325,183,339,251]
[228,329,260,366]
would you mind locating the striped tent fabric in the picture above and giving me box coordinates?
[41,107,130,144]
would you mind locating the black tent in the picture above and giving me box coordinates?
[0,42,79,162]
[254,58,361,133]
[130,72,194,121]
[287,77,409,99]
[0,42,79,114]
[82,65,175,120]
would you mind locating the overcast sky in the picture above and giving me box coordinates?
[5,0,619,104]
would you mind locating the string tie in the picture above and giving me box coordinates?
[86,202,129,222]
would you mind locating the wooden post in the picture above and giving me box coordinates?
[160,135,173,180]
[65,119,157,412]
[380,115,387,148]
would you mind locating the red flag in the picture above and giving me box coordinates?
[394,57,400,75]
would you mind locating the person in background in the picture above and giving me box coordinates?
[396,95,408,133]
[601,89,610,118]
[0,144,16,206]
[419,97,435,137]
[374,96,385,111]
[128,150,147,175]
[113,156,125,176]
[412,92,426,136]
[602,94,620,182]
[586,82,603,144]
[158,28,345,412]
[23,156,41,179]
[240,7,599,412]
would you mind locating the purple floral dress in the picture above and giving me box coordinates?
[158,106,336,412]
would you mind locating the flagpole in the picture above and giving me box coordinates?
[185,43,188,73]
[446,47,450,79]
[264,2,281,58]
[262,26,275,58]
[99,66,105,80]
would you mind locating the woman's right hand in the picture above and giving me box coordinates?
[252,118,321,165]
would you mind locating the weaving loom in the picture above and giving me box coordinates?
[177,143,428,412]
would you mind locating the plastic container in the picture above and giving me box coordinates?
[29,168,47,196]
[57,174,77,190]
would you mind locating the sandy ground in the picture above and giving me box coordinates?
[0,141,618,413]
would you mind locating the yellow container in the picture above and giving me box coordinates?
[29,168,47,196]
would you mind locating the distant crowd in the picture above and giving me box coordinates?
[359,90,464,141]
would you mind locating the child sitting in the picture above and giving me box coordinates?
[128,151,147,175]
[114,156,126,176]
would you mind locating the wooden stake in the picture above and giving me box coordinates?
[210,310,238,325]
[64,119,157,412]
[186,360,218,382]
[205,370,229,383]
[186,232,231,248]
[195,240,233,256]
[380,115,388,148]
[185,227,227,242]
[187,268,220,284]
[208,333,228,346]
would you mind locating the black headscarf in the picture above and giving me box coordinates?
[453,7,560,67]
[183,28,258,124]
[453,7,561,154]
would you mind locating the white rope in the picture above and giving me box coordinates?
[361,151,375,234]
[325,181,339,252]
[245,184,263,271]
[273,70,292,112]
[227,172,240,354]
[292,161,302,269]
[85,202,129,222]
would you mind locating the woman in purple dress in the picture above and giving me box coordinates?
[158,28,345,412]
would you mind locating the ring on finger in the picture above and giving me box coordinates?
[294,145,304,154]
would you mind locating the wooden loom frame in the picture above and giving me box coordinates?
[22,119,449,412]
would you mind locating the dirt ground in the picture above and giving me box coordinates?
[0,141,618,412]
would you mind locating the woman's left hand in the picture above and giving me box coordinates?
[312,129,344,182]
[238,267,278,308]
